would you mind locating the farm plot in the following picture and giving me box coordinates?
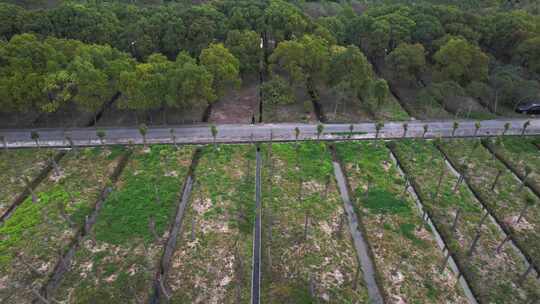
[166,144,255,303]
[335,141,466,303]
[438,139,540,271]
[0,148,55,216]
[392,140,540,303]
[52,145,194,303]
[483,137,540,189]
[260,142,369,303]
[0,146,125,303]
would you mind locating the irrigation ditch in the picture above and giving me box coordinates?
[386,143,479,304]
[0,150,66,226]
[481,139,540,199]
[33,150,132,303]
[386,142,482,303]
[328,144,386,304]
[435,143,540,281]
[149,148,202,304]
[251,147,262,304]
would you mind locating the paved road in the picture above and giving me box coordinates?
[251,149,262,304]
[0,119,539,148]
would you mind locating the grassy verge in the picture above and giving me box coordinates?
[0,146,125,303]
[52,145,193,303]
[166,144,255,303]
[260,142,369,303]
[438,139,540,272]
[0,149,53,215]
[336,141,466,303]
[392,139,540,303]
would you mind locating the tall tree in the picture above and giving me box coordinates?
[200,43,241,98]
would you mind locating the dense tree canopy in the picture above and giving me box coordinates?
[1,0,540,119]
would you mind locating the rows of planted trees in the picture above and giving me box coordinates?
[0,135,539,302]
[2,0,538,126]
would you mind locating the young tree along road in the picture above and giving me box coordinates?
[1,119,539,148]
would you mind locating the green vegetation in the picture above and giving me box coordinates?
[438,139,540,270]
[2,0,538,124]
[261,142,369,303]
[167,144,255,302]
[487,137,540,188]
[392,139,540,303]
[336,141,466,303]
[53,145,193,303]
[0,148,51,215]
[0,147,124,303]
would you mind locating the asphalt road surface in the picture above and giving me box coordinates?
[1,119,539,148]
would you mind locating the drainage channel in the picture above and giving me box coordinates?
[0,151,67,226]
[149,148,202,303]
[34,150,131,303]
[251,147,262,304]
[386,145,479,304]
[481,140,540,199]
[329,146,385,304]
[435,143,540,280]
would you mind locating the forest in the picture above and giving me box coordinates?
[0,0,539,126]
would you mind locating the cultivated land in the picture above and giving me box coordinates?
[52,145,193,303]
[166,145,255,303]
[261,142,369,303]
[336,141,467,303]
[0,146,125,303]
[391,140,540,303]
[438,139,540,270]
[0,148,52,216]
[0,133,538,303]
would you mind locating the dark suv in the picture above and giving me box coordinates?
[516,101,540,114]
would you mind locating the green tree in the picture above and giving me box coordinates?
[516,37,540,74]
[386,43,426,84]
[328,45,374,103]
[260,76,294,105]
[165,52,216,111]
[433,38,489,85]
[264,0,308,44]
[270,35,330,90]
[225,29,262,76]
[200,43,241,98]
[371,79,389,110]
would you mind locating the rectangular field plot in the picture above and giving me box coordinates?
[336,141,467,303]
[166,145,255,303]
[261,142,369,303]
[484,137,540,189]
[0,148,55,216]
[392,140,540,303]
[52,145,194,303]
[438,139,540,268]
[0,147,126,303]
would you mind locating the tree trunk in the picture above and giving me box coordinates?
[468,212,489,256]
[517,202,530,223]
[352,264,361,290]
[149,217,159,241]
[496,235,510,254]
[517,264,533,286]
[440,249,451,273]
[304,212,310,240]
[435,165,445,200]
[452,208,461,233]
[191,217,196,241]
[453,175,463,193]
[491,171,502,190]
